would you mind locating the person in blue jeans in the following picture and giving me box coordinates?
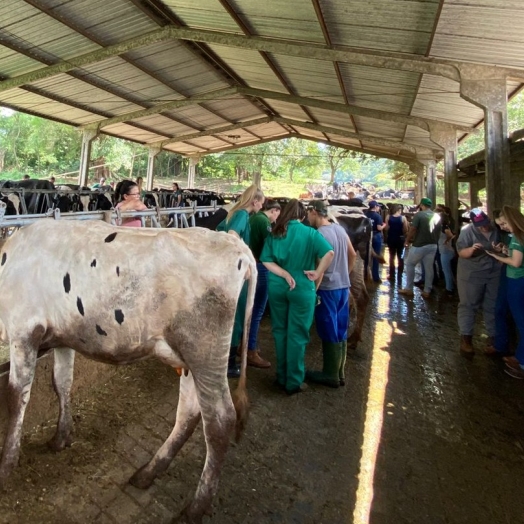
[437,211,456,296]
[365,200,385,282]
[246,199,282,368]
[486,210,513,357]
[486,206,524,379]
[399,198,441,299]
[217,184,265,378]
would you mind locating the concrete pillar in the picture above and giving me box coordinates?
[188,156,199,189]
[422,159,437,207]
[459,67,514,212]
[146,147,160,192]
[409,161,425,205]
[469,178,485,209]
[78,129,98,187]
[429,123,459,231]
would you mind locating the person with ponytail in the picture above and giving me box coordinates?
[114,179,148,227]
[217,184,265,378]
[260,199,334,395]
[487,206,524,379]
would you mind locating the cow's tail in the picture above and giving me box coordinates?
[232,255,257,442]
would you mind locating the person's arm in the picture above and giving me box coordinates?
[262,261,296,290]
[304,250,334,282]
[402,216,409,235]
[347,237,356,274]
[487,247,523,267]
[458,243,483,259]
[118,199,147,211]
[376,215,386,232]
[404,225,417,246]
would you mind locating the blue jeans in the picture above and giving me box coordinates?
[371,233,382,281]
[440,250,455,292]
[248,262,268,351]
[404,244,438,293]
[507,276,524,365]
[495,267,510,353]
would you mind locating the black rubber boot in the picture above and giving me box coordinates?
[305,341,341,388]
[227,347,240,378]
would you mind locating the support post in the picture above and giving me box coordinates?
[146,147,161,191]
[188,156,199,189]
[421,159,437,207]
[429,123,459,231]
[469,178,485,209]
[78,129,98,187]
[459,67,514,212]
[408,161,425,205]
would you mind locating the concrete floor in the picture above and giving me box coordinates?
[1,269,524,524]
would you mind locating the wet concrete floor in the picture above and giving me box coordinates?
[1,269,524,524]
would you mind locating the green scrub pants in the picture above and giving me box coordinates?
[268,278,316,391]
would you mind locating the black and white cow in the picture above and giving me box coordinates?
[0,179,55,214]
[328,207,374,349]
[0,220,256,524]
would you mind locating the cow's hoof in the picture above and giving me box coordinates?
[47,434,73,452]
[129,467,155,490]
[172,507,202,524]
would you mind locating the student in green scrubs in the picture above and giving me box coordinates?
[260,200,334,395]
[217,184,265,377]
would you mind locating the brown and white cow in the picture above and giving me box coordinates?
[0,219,256,524]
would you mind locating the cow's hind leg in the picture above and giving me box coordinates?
[48,347,75,452]
[0,338,38,488]
[129,371,201,490]
[179,370,236,524]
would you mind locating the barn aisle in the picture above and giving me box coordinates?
[1,275,524,524]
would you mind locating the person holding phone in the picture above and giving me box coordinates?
[486,206,524,379]
[456,208,501,358]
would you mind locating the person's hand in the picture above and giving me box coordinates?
[491,242,504,252]
[303,270,319,283]
[472,243,483,252]
[283,272,296,290]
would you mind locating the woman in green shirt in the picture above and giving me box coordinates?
[487,205,524,379]
[260,200,334,395]
[217,184,265,378]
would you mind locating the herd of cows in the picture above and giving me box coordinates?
[0,178,408,522]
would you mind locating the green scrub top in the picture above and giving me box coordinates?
[507,236,524,279]
[217,209,251,245]
[249,211,271,260]
[260,220,333,288]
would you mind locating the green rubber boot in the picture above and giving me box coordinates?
[306,341,341,388]
[339,341,347,386]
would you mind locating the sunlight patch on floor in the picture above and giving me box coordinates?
[352,292,392,524]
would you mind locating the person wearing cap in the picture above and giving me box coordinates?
[305,200,357,388]
[260,200,334,395]
[455,208,501,358]
[365,200,386,282]
[245,199,282,369]
[399,197,441,299]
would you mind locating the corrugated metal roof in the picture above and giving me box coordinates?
[0,0,522,163]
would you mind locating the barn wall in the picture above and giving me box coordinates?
[0,351,117,440]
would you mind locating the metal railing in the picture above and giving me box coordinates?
[0,200,221,230]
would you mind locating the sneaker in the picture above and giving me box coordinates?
[398,288,414,296]
[504,366,524,380]
[247,351,271,368]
